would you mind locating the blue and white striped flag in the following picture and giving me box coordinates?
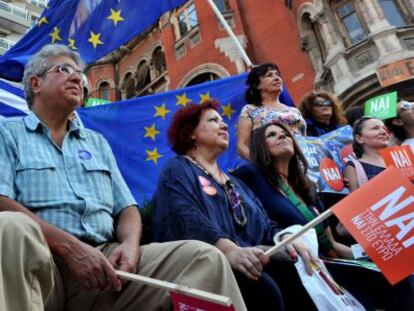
[0,80,28,119]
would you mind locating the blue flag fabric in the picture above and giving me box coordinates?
[0,80,28,118]
[0,72,296,205]
[78,74,249,205]
[0,0,188,81]
[77,73,296,205]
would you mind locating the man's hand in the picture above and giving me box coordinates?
[64,241,121,291]
[224,246,269,281]
[108,242,140,275]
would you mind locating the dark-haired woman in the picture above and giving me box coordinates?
[152,100,318,310]
[299,91,347,137]
[237,63,306,160]
[234,120,414,310]
[233,122,352,259]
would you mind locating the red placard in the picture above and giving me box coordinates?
[170,292,235,311]
[380,145,414,181]
[319,158,345,191]
[331,167,414,284]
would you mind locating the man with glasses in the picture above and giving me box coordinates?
[0,44,246,311]
[386,100,414,151]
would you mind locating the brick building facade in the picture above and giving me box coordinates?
[85,0,315,104]
[86,0,414,108]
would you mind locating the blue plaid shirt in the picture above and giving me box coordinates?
[0,112,137,244]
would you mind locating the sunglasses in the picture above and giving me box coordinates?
[43,63,88,87]
[398,101,414,114]
[313,99,332,107]
[224,180,247,227]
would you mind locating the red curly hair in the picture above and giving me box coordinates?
[168,100,220,155]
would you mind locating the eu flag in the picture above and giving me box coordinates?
[0,71,295,205]
[0,0,187,81]
[78,74,250,205]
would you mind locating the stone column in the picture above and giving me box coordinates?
[313,12,354,93]
[361,0,403,56]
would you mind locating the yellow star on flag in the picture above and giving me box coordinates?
[176,93,191,106]
[154,103,171,120]
[88,31,104,48]
[37,17,48,26]
[145,147,162,164]
[49,27,62,43]
[222,103,236,119]
[67,38,77,50]
[199,92,211,103]
[144,124,160,141]
[107,8,124,26]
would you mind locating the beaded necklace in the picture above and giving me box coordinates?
[185,155,247,227]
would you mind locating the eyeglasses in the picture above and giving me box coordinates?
[398,101,414,115]
[43,63,88,87]
[313,99,332,107]
[224,180,247,227]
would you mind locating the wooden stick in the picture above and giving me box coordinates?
[264,209,334,257]
[116,270,232,306]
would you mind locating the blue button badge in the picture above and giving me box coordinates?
[78,150,92,160]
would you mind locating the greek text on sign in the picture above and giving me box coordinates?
[380,145,414,181]
[364,92,397,120]
[332,167,414,284]
[377,57,414,87]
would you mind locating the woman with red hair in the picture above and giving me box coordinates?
[152,100,318,310]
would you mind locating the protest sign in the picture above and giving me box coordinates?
[380,145,414,181]
[171,292,235,311]
[332,167,414,284]
[364,92,397,119]
[116,270,233,309]
[296,125,353,194]
[319,158,344,192]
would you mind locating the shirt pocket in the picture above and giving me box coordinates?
[15,159,59,205]
[81,161,114,209]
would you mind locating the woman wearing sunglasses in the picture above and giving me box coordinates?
[299,91,347,137]
[237,63,306,160]
[152,100,318,310]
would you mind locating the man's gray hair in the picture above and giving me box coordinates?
[22,44,85,108]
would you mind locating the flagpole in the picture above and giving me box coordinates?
[264,209,334,257]
[116,270,232,306]
[206,0,253,68]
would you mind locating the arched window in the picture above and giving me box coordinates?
[186,72,220,87]
[152,47,166,77]
[332,0,367,46]
[378,0,406,27]
[98,81,110,101]
[136,60,151,91]
[123,73,136,99]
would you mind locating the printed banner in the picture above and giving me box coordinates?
[170,292,235,311]
[296,125,353,194]
[332,167,414,284]
[380,145,414,181]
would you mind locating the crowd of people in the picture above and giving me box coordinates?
[0,45,413,310]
